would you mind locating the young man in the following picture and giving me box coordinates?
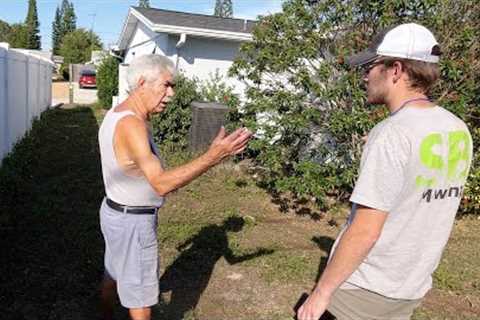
[98,54,251,320]
[298,23,473,320]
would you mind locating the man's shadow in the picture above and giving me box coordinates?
[293,236,336,320]
[159,216,273,320]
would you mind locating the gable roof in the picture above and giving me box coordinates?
[134,6,256,34]
[118,7,257,50]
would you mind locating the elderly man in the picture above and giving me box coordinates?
[298,23,472,320]
[98,54,251,320]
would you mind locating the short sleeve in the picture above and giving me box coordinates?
[350,123,411,212]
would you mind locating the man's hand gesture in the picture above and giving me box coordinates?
[207,127,252,164]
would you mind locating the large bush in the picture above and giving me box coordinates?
[230,0,480,213]
[59,29,102,65]
[96,56,119,108]
[151,74,200,151]
[151,72,240,153]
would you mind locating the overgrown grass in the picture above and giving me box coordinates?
[0,106,105,319]
[1,104,478,320]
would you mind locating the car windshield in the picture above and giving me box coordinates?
[81,70,96,76]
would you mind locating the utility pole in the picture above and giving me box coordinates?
[89,12,97,62]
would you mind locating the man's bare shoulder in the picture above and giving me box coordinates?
[115,114,148,137]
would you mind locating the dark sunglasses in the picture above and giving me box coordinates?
[361,59,385,74]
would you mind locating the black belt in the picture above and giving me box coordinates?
[106,198,158,215]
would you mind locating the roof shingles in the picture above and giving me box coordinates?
[134,6,256,34]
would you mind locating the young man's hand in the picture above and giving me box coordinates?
[296,288,330,320]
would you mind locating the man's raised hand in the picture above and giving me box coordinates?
[208,126,252,163]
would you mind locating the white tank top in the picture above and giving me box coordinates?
[98,109,164,207]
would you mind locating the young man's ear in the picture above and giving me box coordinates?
[392,61,403,83]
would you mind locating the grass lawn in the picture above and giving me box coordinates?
[0,104,478,319]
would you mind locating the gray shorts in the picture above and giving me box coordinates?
[100,199,159,309]
[328,288,422,320]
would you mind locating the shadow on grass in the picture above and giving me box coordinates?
[158,216,273,320]
[312,236,335,282]
[0,107,104,319]
[292,236,336,320]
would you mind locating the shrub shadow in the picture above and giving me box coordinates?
[269,191,324,221]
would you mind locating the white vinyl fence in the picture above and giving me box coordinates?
[0,43,53,162]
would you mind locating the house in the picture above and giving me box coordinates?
[114,6,256,103]
[89,50,109,66]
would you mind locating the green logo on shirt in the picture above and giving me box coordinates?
[417,130,471,202]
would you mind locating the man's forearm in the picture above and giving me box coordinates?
[152,151,219,196]
[314,207,386,298]
[314,226,378,297]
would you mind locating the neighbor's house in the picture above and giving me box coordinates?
[114,6,256,103]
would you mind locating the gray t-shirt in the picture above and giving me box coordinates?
[333,106,472,300]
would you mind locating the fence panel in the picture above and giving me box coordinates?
[28,59,40,120]
[0,45,53,163]
[0,47,7,160]
[7,50,28,151]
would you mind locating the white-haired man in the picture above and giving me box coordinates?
[298,23,472,320]
[98,54,251,320]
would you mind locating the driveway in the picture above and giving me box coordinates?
[51,81,98,106]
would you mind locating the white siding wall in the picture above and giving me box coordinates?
[177,36,246,96]
[0,45,53,162]
[118,25,249,105]
[124,23,168,62]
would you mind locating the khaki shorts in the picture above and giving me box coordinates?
[328,288,422,320]
[100,199,159,309]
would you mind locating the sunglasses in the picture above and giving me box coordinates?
[361,59,385,74]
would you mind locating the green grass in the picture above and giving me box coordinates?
[1,104,479,320]
[0,106,104,319]
[252,251,317,283]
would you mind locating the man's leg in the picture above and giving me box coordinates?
[129,307,151,320]
[100,275,117,320]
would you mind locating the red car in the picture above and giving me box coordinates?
[79,70,96,88]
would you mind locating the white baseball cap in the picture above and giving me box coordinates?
[347,23,441,66]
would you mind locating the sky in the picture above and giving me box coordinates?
[0,0,284,51]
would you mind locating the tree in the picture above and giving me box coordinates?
[230,0,480,213]
[61,0,76,35]
[214,0,233,18]
[51,7,62,54]
[0,20,11,43]
[138,0,150,8]
[59,28,102,65]
[7,23,29,48]
[52,0,76,55]
[25,0,41,49]
[97,56,119,108]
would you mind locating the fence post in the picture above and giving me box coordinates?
[25,56,30,130]
[69,63,73,104]
[37,60,41,115]
[1,43,9,160]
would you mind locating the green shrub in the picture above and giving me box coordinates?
[96,56,119,109]
[151,72,241,154]
[151,74,200,151]
[229,0,480,213]
[198,70,240,109]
